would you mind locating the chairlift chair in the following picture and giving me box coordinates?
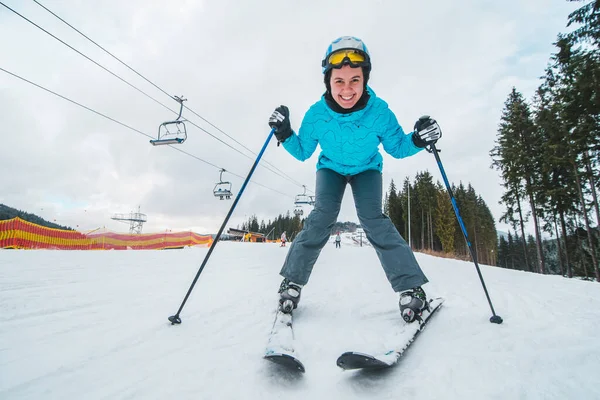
[213,169,233,200]
[150,96,188,146]
[294,185,312,206]
[294,207,304,217]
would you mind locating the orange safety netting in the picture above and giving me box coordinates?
[0,217,213,250]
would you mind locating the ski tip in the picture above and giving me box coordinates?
[336,351,391,370]
[264,353,305,373]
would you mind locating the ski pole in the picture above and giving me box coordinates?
[428,143,503,324]
[168,128,276,325]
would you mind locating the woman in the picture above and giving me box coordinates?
[280,231,287,247]
[268,36,442,323]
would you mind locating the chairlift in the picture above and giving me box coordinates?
[294,185,312,206]
[150,96,187,146]
[213,169,233,200]
[294,207,304,217]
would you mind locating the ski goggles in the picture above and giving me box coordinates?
[322,49,370,71]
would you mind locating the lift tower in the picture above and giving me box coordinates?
[111,206,147,234]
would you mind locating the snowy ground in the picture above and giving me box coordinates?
[1,236,599,400]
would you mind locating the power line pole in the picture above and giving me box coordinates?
[408,182,411,249]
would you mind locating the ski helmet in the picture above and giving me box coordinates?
[321,36,371,74]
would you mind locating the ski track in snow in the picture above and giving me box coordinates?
[1,239,599,400]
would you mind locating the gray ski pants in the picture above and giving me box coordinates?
[280,168,428,292]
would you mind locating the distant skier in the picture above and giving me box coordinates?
[335,232,341,249]
[280,231,287,247]
[268,36,442,323]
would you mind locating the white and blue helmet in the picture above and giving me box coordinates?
[321,36,371,74]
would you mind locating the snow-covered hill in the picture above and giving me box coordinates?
[1,242,598,399]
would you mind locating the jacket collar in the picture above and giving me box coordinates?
[321,86,376,121]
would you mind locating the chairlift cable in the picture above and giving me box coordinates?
[0,2,252,158]
[0,66,291,198]
[31,0,178,101]
[30,0,307,190]
[0,67,154,140]
[4,1,297,187]
[0,2,174,114]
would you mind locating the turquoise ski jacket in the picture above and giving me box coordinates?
[281,88,422,176]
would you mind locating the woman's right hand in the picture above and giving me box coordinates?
[268,105,293,144]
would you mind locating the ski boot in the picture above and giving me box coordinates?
[399,286,428,323]
[278,278,302,314]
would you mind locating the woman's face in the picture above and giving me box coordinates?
[329,65,364,109]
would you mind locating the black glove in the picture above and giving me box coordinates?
[268,105,293,145]
[412,115,442,148]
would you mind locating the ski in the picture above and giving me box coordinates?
[336,297,444,371]
[264,309,305,373]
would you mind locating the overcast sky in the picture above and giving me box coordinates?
[0,0,578,234]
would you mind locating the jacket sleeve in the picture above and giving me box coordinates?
[380,109,423,159]
[281,109,319,162]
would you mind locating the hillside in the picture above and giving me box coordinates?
[0,204,73,230]
[1,237,598,399]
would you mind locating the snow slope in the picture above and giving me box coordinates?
[1,240,599,399]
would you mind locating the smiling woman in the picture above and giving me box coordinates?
[267,35,442,321]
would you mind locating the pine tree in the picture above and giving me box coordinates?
[434,182,455,253]
[386,180,405,236]
[553,34,600,281]
[498,235,510,269]
[533,68,579,277]
[566,0,600,47]
[491,88,546,274]
[414,172,437,250]
[476,195,499,265]
[400,177,414,246]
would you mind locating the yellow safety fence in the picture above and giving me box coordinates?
[0,217,213,250]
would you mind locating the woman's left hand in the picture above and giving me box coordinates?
[412,115,442,148]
